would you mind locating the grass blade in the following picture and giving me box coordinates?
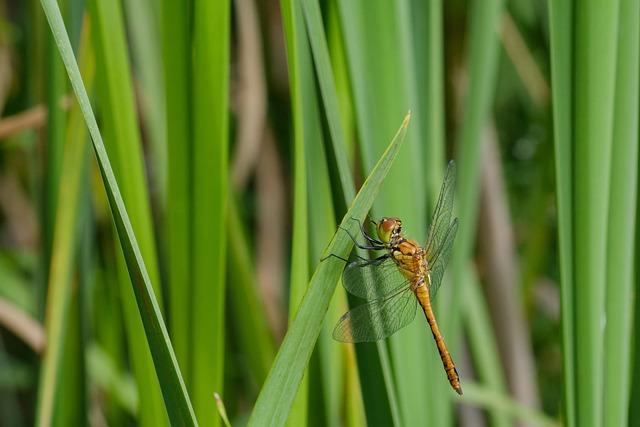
[547,1,575,424]
[300,0,355,202]
[280,1,311,423]
[574,2,619,425]
[161,0,192,384]
[463,266,509,427]
[248,113,410,426]
[38,0,196,424]
[603,0,639,424]
[190,0,230,424]
[35,23,93,425]
[123,0,166,202]
[227,195,276,389]
[459,382,560,427]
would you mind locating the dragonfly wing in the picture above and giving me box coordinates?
[425,160,456,258]
[427,219,458,299]
[343,256,408,299]
[333,286,417,343]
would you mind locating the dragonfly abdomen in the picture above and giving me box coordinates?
[414,283,463,395]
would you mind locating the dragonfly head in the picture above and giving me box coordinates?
[376,217,402,244]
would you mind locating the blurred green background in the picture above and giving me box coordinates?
[0,0,637,425]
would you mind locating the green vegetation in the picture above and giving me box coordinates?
[0,0,637,426]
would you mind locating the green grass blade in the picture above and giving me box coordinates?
[574,2,619,425]
[248,113,410,426]
[280,1,310,423]
[463,266,510,427]
[35,23,93,426]
[419,1,450,423]
[603,0,639,424]
[123,0,166,202]
[43,28,66,272]
[190,0,230,424]
[190,0,230,425]
[38,0,196,424]
[547,1,575,424]
[300,0,355,203]
[161,0,192,384]
[304,76,343,427]
[53,282,86,425]
[632,195,640,421]
[227,195,276,389]
[422,0,446,196]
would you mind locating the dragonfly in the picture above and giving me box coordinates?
[332,160,461,395]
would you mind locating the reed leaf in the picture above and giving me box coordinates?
[248,113,410,426]
[547,1,575,424]
[603,0,639,424]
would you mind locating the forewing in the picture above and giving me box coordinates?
[343,256,409,299]
[425,160,456,257]
[427,219,458,299]
[333,287,417,342]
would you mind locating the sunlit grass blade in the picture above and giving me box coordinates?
[190,1,230,425]
[547,1,575,424]
[279,1,310,423]
[35,22,93,426]
[248,113,410,426]
[421,0,446,196]
[574,2,619,425]
[411,0,450,423]
[603,0,639,424]
[161,0,192,384]
[38,0,196,424]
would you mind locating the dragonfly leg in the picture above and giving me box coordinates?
[349,217,384,245]
[320,252,370,263]
[348,253,390,267]
[338,225,384,250]
[320,253,350,263]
